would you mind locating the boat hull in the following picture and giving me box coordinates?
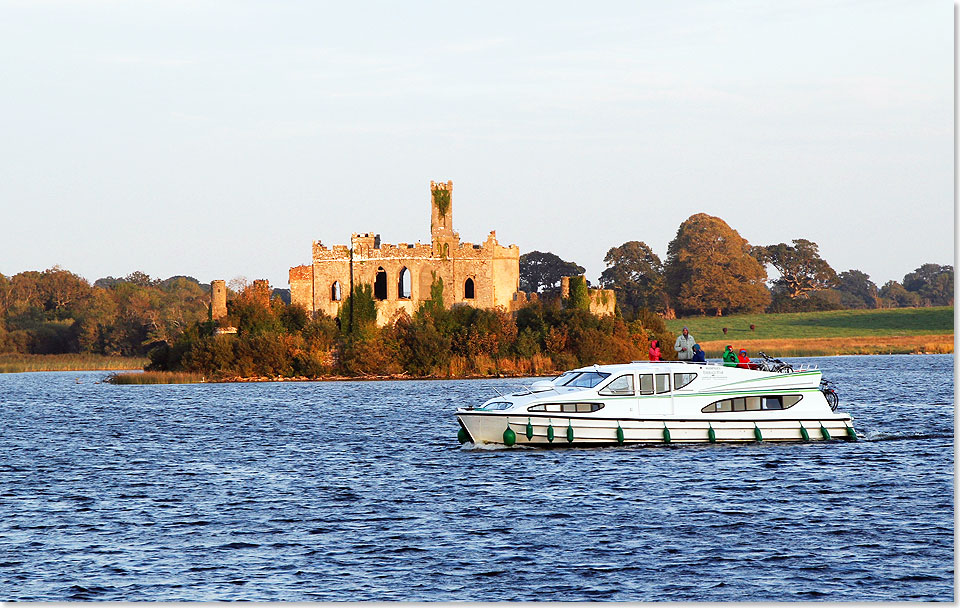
[457,412,856,445]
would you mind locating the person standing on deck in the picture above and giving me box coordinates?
[691,344,706,363]
[649,339,661,361]
[674,327,696,361]
[722,345,738,367]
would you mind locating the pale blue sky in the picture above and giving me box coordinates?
[1,0,953,290]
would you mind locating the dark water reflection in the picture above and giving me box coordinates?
[0,354,953,601]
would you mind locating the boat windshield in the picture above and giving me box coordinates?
[552,371,579,385]
[561,371,611,388]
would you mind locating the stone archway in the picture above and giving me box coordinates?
[374,267,387,300]
[398,267,411,299]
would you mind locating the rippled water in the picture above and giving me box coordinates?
[0,355,953,601]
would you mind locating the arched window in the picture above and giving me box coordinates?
[374,267,388,300]
[331,281,342,302]
[398,267,411,299]
[464,277,475,299]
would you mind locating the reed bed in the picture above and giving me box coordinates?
[0,354,148,373]
[106,371,207,385]
[698,334,954,358]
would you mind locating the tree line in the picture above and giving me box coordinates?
[0,211,951,375]
[521,212,953,319]
[146,278,672,379]
[0,268,211,356]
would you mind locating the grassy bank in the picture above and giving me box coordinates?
[0,353,148,373]
[666,307,953,339]
[666,307,953,357]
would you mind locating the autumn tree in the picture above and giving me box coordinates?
[664,213,770,316]
[752,239,837,300]
[599,240,665,315]
[519,251,585,294]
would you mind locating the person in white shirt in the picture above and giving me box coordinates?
[674,326,696,361]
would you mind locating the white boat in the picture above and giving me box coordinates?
[455,354,854,446]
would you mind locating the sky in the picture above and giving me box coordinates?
[0,0,953,290]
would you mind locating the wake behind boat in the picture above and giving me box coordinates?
[455,354,854,446]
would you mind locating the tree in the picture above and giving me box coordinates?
[565,276,590,311]
[902,264,954,306]
[123,270,155,287]
[599,241,665,315]
[879,280,921,308]
[663,214,770,316]
[752,239,837,300]
[519,251,585,294]
[835,269,878,309]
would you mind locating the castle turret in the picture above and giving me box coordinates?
[252,279,271,307]
[211,280,227,320]
[430,180,456,239]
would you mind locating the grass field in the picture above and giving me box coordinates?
[666,307,954,340]
[0,354,148,373]
[665,307,954,357]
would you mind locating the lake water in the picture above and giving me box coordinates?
[0,355,953,601]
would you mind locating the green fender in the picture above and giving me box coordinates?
[707,424,716,443]
[503,425,516,446]
[457,427,469,444]
[616,424,625,445]
[526,418,534,441]
[820,424,832,440]
[662,426,672,444]
[566,421,575,443]
[799,425,810,442]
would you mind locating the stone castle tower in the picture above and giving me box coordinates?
[211,280,227,319]
[289,180,521,325]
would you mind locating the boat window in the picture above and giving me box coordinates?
[527,403,604,413]
[639,374,654,395]
[655,374,670,394]
[713,400,733,412]
[673,372,697,390]
[562,371,610,388]
[552,371,579,385]
[478,401,512,411]
[701,395,803,413]
[599,374,635,396]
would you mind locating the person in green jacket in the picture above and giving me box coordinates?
[722,345,738,367]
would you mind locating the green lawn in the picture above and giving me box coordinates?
[665,306,954,341]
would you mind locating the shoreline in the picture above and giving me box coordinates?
[102,349,950,384]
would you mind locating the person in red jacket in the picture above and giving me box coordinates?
[737,349,755,369]
[649,339,661,361]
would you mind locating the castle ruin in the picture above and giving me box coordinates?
[289,181,521,325]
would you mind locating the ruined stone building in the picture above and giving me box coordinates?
[560,276,617,317]
[289,181,521,325]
